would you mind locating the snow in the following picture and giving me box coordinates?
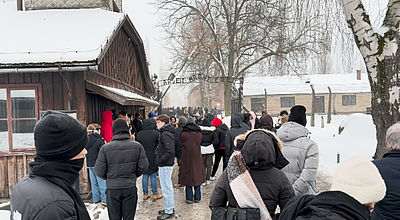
[307,114,376,176]
[243,73,371,96]
[0,210,9,219]
[0,9,124,65]
[97,84,159,106]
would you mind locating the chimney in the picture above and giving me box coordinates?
[17,0,23,10]
[356,70,361,80]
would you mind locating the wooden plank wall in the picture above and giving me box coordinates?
[0,154,89,198]
[0,72,89,198]
[0,71,86,123]
[98,29,148,95]
[0,154,35,198]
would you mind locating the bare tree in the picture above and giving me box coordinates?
[341,0,400,158]
[156,0,325,115]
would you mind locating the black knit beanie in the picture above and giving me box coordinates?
[112,118,129,135]
[289,105,307,126]
[34,111,88,161]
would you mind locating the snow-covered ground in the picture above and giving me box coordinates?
[305,113,376,175]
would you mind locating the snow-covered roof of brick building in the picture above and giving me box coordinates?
[244,73,371,96]
[0,9,124,65]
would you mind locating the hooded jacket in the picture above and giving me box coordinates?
[135,119,160,174]
[226,114,249,158]
[100,111,113,143]
[278,191,371,220]
[212,117,229,150]
[94,131,149,189]
[157,124,176,167]
[179,122,205,186]
[210,130,295,218]
[372,150,400,220]
[277,122,319,196]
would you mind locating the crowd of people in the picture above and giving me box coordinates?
[161,106,221,118]
[8,105,400,220]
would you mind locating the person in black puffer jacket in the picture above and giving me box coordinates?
[95,118,149,220]
[210,129,295,219]
[211,117,229,179]
[86,124,106,204]
[200,119,215,183]
[136,118,163,201]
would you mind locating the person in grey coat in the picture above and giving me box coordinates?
[277,105,319,196]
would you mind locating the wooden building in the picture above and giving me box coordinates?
[243,72,371,116]
[0,9,157,197]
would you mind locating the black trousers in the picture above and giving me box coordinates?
[107,187,138,220]
[211,149,227,177]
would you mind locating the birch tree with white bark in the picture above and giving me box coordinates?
[342,0,400,158]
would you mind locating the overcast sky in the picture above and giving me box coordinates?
[122,0,170,79]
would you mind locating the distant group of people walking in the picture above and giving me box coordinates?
[8,104,400,220]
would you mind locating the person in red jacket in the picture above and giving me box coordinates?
[101,110,114,143]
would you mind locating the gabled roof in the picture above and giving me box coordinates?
[0,9,124,66]
[244,73,371,96]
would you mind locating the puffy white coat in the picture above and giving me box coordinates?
[277,122,319,196]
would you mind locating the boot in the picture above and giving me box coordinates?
[152,194,163,201]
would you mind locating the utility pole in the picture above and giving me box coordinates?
[311,84,315,127]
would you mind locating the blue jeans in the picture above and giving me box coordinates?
[159,166,174,214]
[142,172,158,195]
[185,186,201,202]
[88,167,106,203]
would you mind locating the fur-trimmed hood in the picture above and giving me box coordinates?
[239,129,288,169]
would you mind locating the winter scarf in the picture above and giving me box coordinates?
[227,151,272,220]
[29,158,91,220]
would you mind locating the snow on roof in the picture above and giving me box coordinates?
[98,84,159,106]
[0,9,124,65]
[244,73,371,96]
